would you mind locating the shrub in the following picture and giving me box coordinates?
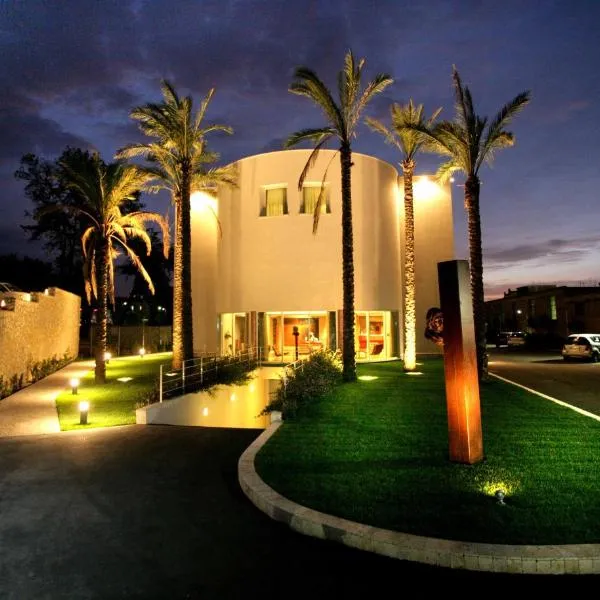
[261,349,343,419]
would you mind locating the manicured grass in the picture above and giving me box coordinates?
[55,353,172,431]
[255,358,600,545]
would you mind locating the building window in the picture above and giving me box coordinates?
[261,187,288,216]
[549,296,557,320]
[301,185,330,215]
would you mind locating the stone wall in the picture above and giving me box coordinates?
[0,287,81,383]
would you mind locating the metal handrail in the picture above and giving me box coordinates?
[156,346,261,404]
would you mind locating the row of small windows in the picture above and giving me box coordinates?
[260,185,331,217]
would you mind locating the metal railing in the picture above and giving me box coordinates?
[157,346,261,403]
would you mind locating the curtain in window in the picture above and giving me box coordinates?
[266,188,286,216]
[303,187,327,214]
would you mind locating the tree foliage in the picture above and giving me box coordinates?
[286,50,393,382]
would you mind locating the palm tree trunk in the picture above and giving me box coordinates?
[94,241,109,384]
[172,168,195,370]
[465,175,488,381]
[172,195,184,369]
[340,144,356,382]
[402,161,416,371]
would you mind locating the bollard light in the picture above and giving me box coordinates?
[70,378,80,395]
[139,347,146,358]
[79,400,89,425]
[104,351,112,364]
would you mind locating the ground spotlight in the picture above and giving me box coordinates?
[495,489,506,505]
[70,378,80,395]
[79,400,89,425]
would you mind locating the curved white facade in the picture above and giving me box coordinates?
[191,149,454,360]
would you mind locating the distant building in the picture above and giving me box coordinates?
[485,284,600,338]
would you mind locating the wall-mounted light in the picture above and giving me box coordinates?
[70,378,80,395]
[79,401,89,425]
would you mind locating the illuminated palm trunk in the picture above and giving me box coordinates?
[464,175,488,380]
[94,241,109,384]
[340,144,356,382]
[172,165,195,370]
[402,161,416,371]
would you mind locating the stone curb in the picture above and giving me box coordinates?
[238,421,600,575]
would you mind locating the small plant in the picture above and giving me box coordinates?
[261,349,342,419]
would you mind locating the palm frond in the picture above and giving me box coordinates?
[285,128,335,148]
[312,150,337,234]
[289,67,344,133]
[296,134,334,190]
[352,72,393,132]
[435,161,461,184]
[115,237,156,295]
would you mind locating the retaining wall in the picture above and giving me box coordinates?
[0,287,80,384]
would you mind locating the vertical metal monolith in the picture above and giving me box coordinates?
[438,260,484,464]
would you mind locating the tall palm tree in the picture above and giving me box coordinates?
[366,100,441,372]
[60,152,170,383]
[286,50,393,382]
[408,67,530,380]
[117,81,235,370]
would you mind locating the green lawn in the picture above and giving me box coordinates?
[55,353,172,430]
[255,358,600,545]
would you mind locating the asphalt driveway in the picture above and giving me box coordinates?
[3,424,590,598]
[488,348,600,416]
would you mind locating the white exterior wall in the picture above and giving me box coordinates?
[190,149,454,355]
[214,149,400,313]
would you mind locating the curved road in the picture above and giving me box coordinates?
[1,424,591,598]
[488,348,600,416]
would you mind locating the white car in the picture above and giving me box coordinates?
[562,334,600,362]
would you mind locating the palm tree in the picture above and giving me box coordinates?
[117,81,235,370]
[286,50,393,382]
[60,152,170,383]
[366,100,441,372]
[408,67,530,380]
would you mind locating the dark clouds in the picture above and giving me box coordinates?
[485,237,600,267]
[1,0,600,298]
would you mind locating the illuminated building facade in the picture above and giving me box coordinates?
[191,149,454,361]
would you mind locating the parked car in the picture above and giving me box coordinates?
[495,331,526,348]
[0,282,21,293]
[562,334,600,362]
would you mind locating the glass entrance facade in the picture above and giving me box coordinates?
[220,310,396,362]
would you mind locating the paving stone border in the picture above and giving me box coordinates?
[238,420,600,575]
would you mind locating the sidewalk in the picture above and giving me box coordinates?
[0,360,94,437]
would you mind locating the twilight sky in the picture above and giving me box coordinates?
[1,0,599,299]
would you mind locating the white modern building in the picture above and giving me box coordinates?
[190,149,454,362]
